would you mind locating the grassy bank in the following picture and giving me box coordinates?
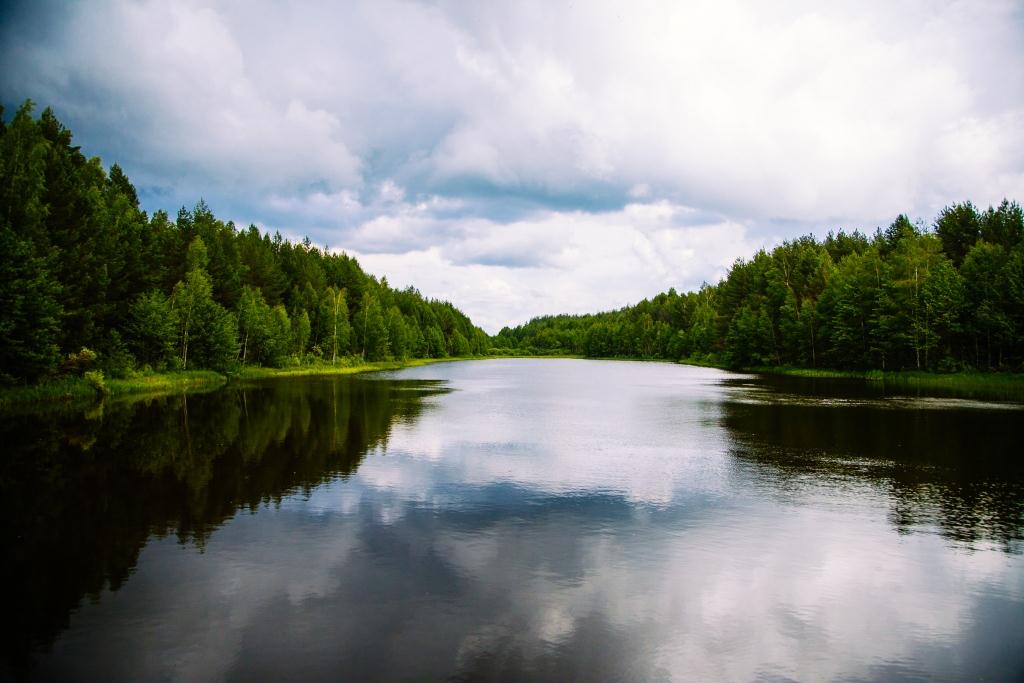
[231,356,484,381]
[731,364,1024,399]
[6,355,1022,410]
[107,370,228,397]
[0,370,227,411]
[743,364,1022,385]
[8,370,226,405]
[496,354,1024,394]
[0,357,489,410]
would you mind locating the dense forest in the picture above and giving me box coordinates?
[495,202,1024,372]
[3,100,1022,385]
[0,101,489,384]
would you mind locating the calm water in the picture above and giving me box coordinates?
[3,359,1024,682]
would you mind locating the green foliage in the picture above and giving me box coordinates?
[237,285,268,364]
[426,325,448,358]
[725,305,774,368]
[387,306,409,359]
[171,240,239,371]
[0,222,62,383]
[292,309,311,356]
[935,201,981,267]
[3,102,1021,379]
[127,291,177,369]
[979,199,1023,251]
[98,330,135,379]
[357,293,389,361]
[961,241,1012,369]
[83,369,108,396]
[0,102,488,381]
[318,287,352,362]
[267,305,292,366]
[60,347,98,376]
[450,329,471,357]
[502,209,1024,373]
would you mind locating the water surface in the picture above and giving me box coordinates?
[4,359,1023,681]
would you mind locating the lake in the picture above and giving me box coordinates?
[3,358,1023,681]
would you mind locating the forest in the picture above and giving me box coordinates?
[0,102,489,384]
[494,202,1024,372]
[3,100,1023,386]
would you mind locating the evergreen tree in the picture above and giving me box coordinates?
[292,310,311,356]
[961,241,1012,369]
[387,307,409,359]
[126,291,177,369]
[358,293,388,361]
[935,201,981,266]
[0,225,62,381]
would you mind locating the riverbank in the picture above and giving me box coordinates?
[681,360,1024,399]
[6,355,1023,410]
[0,357,487,410]
[497,354,1024,395]
[742,365,1024,389]
[231,356,479,381]
[0,370,228,409]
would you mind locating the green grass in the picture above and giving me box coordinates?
[676,354,726,369]
[0,358,489,411]
[742,365,871,379]
[231,356,484,381]
[106,370,227,396]
[0,376,98,408]
[745,364,1023,383]
[737,364,1024,400]
[6,355,1023,410]
[484,349,585,359]
[0,369,226,411]
[867,369,1024,393]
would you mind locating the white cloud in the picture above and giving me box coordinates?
[2,0,1022,327]
[347,201,760,332]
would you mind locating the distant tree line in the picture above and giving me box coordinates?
[0,101,488,383]
[496,202,1024,371]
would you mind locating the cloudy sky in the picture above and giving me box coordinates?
[2,0,1022,332]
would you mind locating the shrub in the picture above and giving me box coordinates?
[83,370,109,396]
[60,347,98,375]
[99,331,136,379]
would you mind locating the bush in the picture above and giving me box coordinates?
[99,331,136,379]
[60,347,98,376]
[83,370,109,396]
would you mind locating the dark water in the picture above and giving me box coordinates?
[3,359,1024,682]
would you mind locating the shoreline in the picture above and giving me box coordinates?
[4,355,1023,411]
[677,359,1024,396]
[0,357,484,411]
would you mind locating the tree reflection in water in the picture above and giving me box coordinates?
[0,376,448,676]
[720,376,1024,552]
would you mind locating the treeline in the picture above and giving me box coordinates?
[0,101,488,383]
[495,203,1024,371]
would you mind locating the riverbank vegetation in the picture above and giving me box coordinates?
[0,370,227,410]
[497,202,1024,374]
[0,101,489,390]
[734,365,1024,397]
[0,357,485,410]
[3,100,1023,402]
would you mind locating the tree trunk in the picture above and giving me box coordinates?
[332,293,340,363]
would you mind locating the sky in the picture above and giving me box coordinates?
[2,0,1023,333]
